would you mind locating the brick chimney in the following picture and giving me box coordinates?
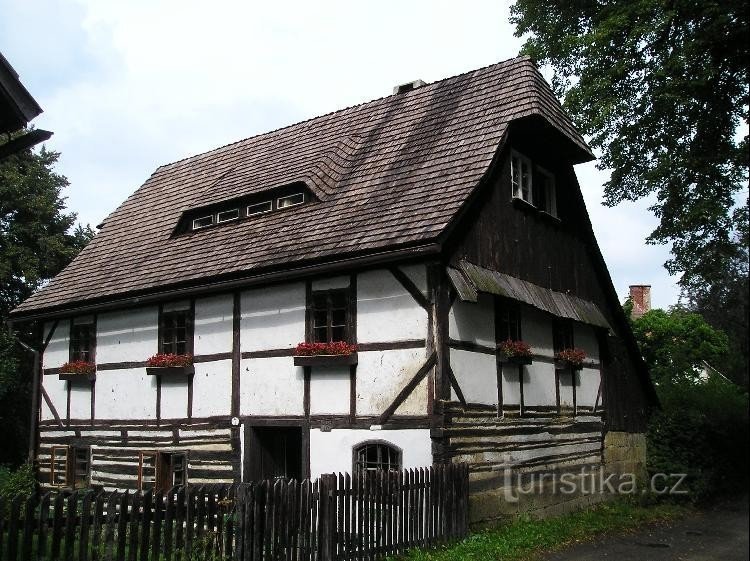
[629,285,651,318]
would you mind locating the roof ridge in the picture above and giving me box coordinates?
[155,55,533,171]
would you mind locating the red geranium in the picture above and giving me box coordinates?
[294,342,357,356]
[146,353,193,367]
[60,360,96,375]
[498,339,533,358]
[555,348,587,367]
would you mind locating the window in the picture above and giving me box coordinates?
[159,301,193,355]
[50,446,69,486]
[511,151,532,203]
[70,316,96,362]
[192,215,214,230]
[496,298,521,341]
[553,319,574,353]
[71,446,91,489]
[533,166,557,216]
[277,192,305,209]
[354,442,402,473]
[139,451,188,491]
[247,201,272,216]
[311,289,350,343]
[216,208,240,223]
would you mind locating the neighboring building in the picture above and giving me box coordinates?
[10,56,657,523]
[629,284,652,319]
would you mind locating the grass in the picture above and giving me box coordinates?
[393,498,690,561]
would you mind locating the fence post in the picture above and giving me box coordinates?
[318,473,336,560]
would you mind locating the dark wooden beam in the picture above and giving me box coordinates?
[378,352,436,425]
[0,129,52,160]
[389,267,430,311]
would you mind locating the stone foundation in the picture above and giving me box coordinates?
[603,431,647,481]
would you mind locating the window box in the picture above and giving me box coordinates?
[497,339,533,365]
[146,365,195,377]
[554,359,584,371]
[554,347,587,371]
[59,372,97,382]
[293,353,358,367]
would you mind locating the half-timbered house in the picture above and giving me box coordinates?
[10,56,656,524]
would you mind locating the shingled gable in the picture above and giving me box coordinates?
[11,55,594,319]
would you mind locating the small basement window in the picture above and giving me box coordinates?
[217,208,240,223]
[277,193,305,209]
[354,441,402,473]
[511,151,533,203]
[71,446,91,489]
[50,446,69,486]
[192,215,214,230]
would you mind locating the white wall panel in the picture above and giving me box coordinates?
[310,367,350,415]
[311,276,350,290]
[399,264,428,297]
[241,284,305,352]
[521,307,553,357]
[160,377,188,419]
[41,377,67,421]
[450,349,496,405]
[69,382,91,419]
[523,362,557,406]
[449,294,494,347]
[577,367,601,407]
[43,320,70,369]
[96,369,156,419]
[192,360,232,417]
[194,295,233,355]
[574,324,600,362]
[558,370,575,408]
[240,357,304,416]
[97,307,158,363]
[357,270,427,343]
[356,349,427,416]
[501,364,523,407]
[309,428,432,479]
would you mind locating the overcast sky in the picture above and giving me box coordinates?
[1,0,681,308]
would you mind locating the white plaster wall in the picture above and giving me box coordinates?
[399,264,428,297]
[450,349,496,405]
[160,376,188,419]
[449,294,495,347]
[240,357,304,416]
[310,366,350,415]
[194,295,233,355]
[43,320,70,368]
[501,364,523,407]
[356,349,428,416]
[309,428,432,478]
[577,367,601,407]
[523,362,557,406]
[521,307,554,357]
[97,307,159,363]
[357,269,428,343]
[311,276,350,290]
[574,324,600,362]
[41,377,67,421]
[96,369,156,419]
[69,382,91,419]
[241,283,305,352]
[558,370,575,408]
[192,359,232,417]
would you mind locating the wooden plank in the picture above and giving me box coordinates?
[310,480,319,561]
[127,492,141,561]
[91,491,105,561]
[6,494,22,561]
[272,479,283,560]
[78,491,93,561]
[164,489,175,561]
[103,492,117,561]
[116,492,128,561]
[0,496,5,561]
[252,482,264,561]
[64,492,80,561]
[194,486,206,555]
[37,492,52,561]
[175,487,186,561]
[151,491,164,561]
[138,490,152,561]
[21,493,38,561]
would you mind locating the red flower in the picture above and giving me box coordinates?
[146,353,193,367]
[294,342,357,356]
[498,339,533,358]
[60,361,96,375]
[555,348,587,366]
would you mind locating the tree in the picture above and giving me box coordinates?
[630,306,729,385]
[509,1,749,290]
[0,141,94,466]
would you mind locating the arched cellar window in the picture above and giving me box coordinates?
[353,441,402,473]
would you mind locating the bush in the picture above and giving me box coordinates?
[647,377,749,502]
[0,463,37,504]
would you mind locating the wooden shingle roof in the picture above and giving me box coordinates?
[13,56,593,318]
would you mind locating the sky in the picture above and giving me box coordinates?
[1,0,681,308]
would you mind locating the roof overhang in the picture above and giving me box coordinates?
[447,260,612,331]
[0,52,43,134]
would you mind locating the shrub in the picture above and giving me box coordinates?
[0,463,37,509]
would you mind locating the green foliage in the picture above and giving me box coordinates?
[630,306,729,385]
[393,498,687,560]
[0,142,95,466]
[0,463,37,504]
[647,378,749,502]
[509,0,749,291]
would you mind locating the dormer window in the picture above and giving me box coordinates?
[277,193,305,208]
[247,201,272,216]
[192,215,214,230]
[217,208,240,223]
[533,166,557,217]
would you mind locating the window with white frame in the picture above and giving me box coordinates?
[511,151,533,203]
[533,166,557,216]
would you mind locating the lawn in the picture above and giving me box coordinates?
[393,498,689,561]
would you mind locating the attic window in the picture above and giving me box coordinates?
[192,215,213,230]
[511,150,532,203]
[217,208,240,223]
[278,193,305,208]
[533,166,557,217]
[247,201,272,216]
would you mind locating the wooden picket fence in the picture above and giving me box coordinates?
[0,463,469,560]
